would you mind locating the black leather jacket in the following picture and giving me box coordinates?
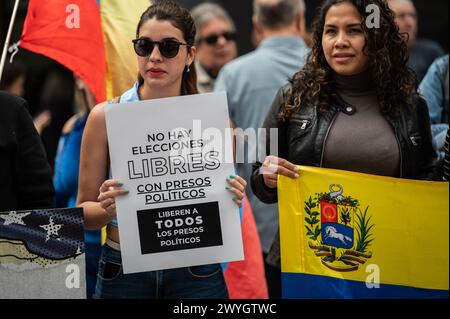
[251,84,437,204]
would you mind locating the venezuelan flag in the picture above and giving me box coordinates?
[279,166,449,299]
[20,0,151,103]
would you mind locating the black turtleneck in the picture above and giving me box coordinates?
[322,69,400,178]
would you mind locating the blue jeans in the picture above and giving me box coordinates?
[93,244,229,299]
[85,230,102,299]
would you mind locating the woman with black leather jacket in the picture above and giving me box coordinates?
[251,0,436,269]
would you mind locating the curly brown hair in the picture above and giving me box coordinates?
[279,0,418,121]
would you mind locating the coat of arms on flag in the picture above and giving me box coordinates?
[305,184,374,272]
[0,208,86,299]
[279,166,449,299]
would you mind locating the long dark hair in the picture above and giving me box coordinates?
[136,0,198,96]
[279,0,417,121]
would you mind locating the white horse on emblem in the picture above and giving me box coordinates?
[324,226,352,245]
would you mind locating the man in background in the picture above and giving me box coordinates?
[191,2,238,93]
[388,0,445,81]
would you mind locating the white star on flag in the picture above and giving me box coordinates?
[0,211,31,226]
[39,217,63,242]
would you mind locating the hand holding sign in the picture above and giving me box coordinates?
[105,92,244,273]
[226,175,247,208]
[97,179,129,220]
[98,176,246,220]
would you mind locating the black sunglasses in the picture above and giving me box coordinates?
[132,37,191,59]
[200,32,237,45]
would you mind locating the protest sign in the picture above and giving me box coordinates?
[105,92,243,273]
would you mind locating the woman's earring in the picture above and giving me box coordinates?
[186,64,190,73]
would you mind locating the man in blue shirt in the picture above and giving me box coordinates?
[215,0,309,299]
[419,55,449,159]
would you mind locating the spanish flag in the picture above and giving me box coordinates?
[20,0,150,103]
[279,166,449,299]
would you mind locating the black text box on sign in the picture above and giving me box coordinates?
[137,201,223,254]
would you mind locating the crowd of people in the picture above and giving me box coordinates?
[0,0,448,299]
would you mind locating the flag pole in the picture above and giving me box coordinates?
[0,0,21,83]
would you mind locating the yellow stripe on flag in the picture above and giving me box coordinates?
[279,166,449,291]
[100,0,151,99]
[101,226,107,245]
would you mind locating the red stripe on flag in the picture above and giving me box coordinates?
[20,0,106,103]
[224,194,268,299]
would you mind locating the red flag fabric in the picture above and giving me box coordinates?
[20,0,106,103]
[224,194,268,299]
[321,202,338,223]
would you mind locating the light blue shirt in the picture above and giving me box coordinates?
[120,81,141,104]
[419,55,449,158]
[215,36,309,252]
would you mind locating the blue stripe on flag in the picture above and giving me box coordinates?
[282,273,449,299]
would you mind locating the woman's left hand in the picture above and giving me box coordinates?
[226,175,247,208]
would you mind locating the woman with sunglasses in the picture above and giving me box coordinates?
[77,1,246,299]
[251,0,436,271]
[191,2,238,93]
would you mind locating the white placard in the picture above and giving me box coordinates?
[105,92,244,274]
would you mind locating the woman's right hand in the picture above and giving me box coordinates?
[97,179,129,219]
[261,155,299,189]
